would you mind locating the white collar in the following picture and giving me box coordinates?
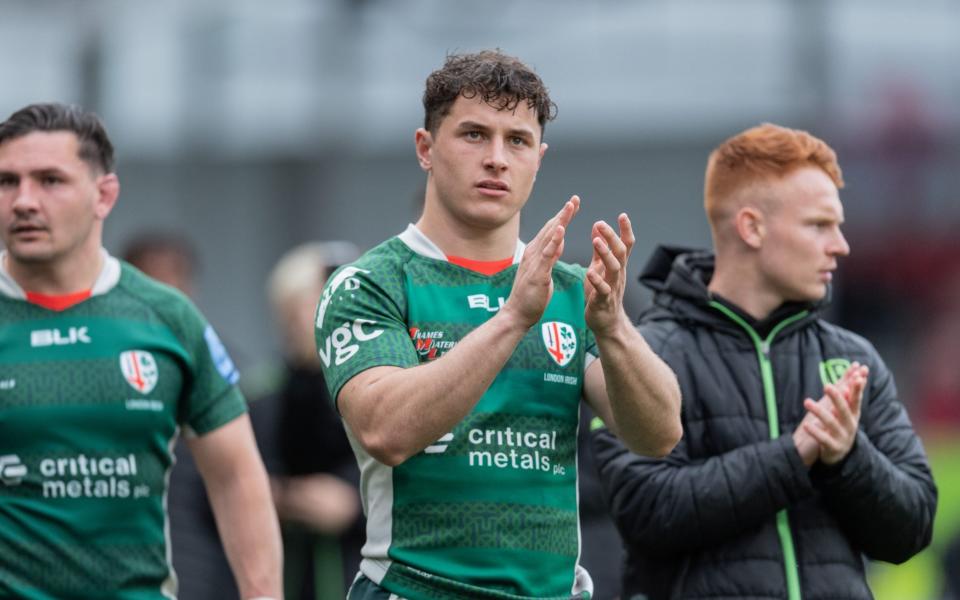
[0,248,122,299]
[397,223,526,264]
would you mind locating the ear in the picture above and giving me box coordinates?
[528,142,548,184]
[415,128,433,172]
[94,173,120,220]
[734,206,765,249]
[537,142,548,168]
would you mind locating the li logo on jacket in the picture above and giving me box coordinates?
[819,358,851,386]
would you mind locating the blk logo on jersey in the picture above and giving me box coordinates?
[541,321,576,367]
[120,350,159,394]
[30,326,91,347]
[467,294,505,312]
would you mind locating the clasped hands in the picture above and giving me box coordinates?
[793,362,870,467]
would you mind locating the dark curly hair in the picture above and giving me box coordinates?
[423,50,557,135]
[0,103,115,174]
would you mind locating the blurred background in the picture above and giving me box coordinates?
[2,0,959,598]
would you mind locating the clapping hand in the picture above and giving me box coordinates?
[584,213,635,337]
[802,362,869,465]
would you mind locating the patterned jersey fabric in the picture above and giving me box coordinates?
[317,225,596,600]
[0,252,246,599]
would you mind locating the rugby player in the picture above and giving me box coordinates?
[316,50,682,599]
[0,103,283,600]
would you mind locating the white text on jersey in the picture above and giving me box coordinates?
[318,319,384,367]
[30,327,91,347]
[468,294,506,312]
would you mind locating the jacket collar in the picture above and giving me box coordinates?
[638,245,825,338]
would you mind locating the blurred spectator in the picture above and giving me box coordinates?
[907,262,960,431]
[912,269,960,600]
[872,80,938,224]
[123,232,198,298]
[121,231,240,600]
[578,404,624,600]
[252,241,365,599]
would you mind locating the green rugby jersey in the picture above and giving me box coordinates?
[0,251,246,600]
[317,225,596,600]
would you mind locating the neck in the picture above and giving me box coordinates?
[708,252,783,321]
[416,196,519,260]
[5,244,104,295]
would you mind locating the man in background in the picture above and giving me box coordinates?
[0,102,282,599]
[592,123,936,599]
[123,232,197,297]
[122,232,241,600]
[261,241,364,598]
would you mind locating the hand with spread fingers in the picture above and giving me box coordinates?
[578,209,681,458]
[802,362,870,465]
[584,213,635,337]
[503,195,580,329]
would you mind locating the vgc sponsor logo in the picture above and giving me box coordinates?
[318,319,384,367]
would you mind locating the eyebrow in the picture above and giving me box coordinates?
[455,120,536,138]
[34,167,70,175]
[455,120,485,130]
[506,128,536,140]
[0,165,70,174]
[805,212,844,224]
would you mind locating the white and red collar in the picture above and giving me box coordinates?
[0,248,121,300]
[397,223,526,264]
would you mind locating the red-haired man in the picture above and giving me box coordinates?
[592,123,937,599]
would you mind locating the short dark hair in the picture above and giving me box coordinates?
[121,231,198,272]
[423,50,557,134]
[0,103,115,174]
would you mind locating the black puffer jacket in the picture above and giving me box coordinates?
[592,246,937,600]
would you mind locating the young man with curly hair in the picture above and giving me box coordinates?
[317,50,682,599]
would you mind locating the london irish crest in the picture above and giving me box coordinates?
[541,321,577,367]
[120,350,159,394]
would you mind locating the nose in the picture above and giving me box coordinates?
[482,138,508,172]
[10,180,39,214]
[830,227,850,257]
